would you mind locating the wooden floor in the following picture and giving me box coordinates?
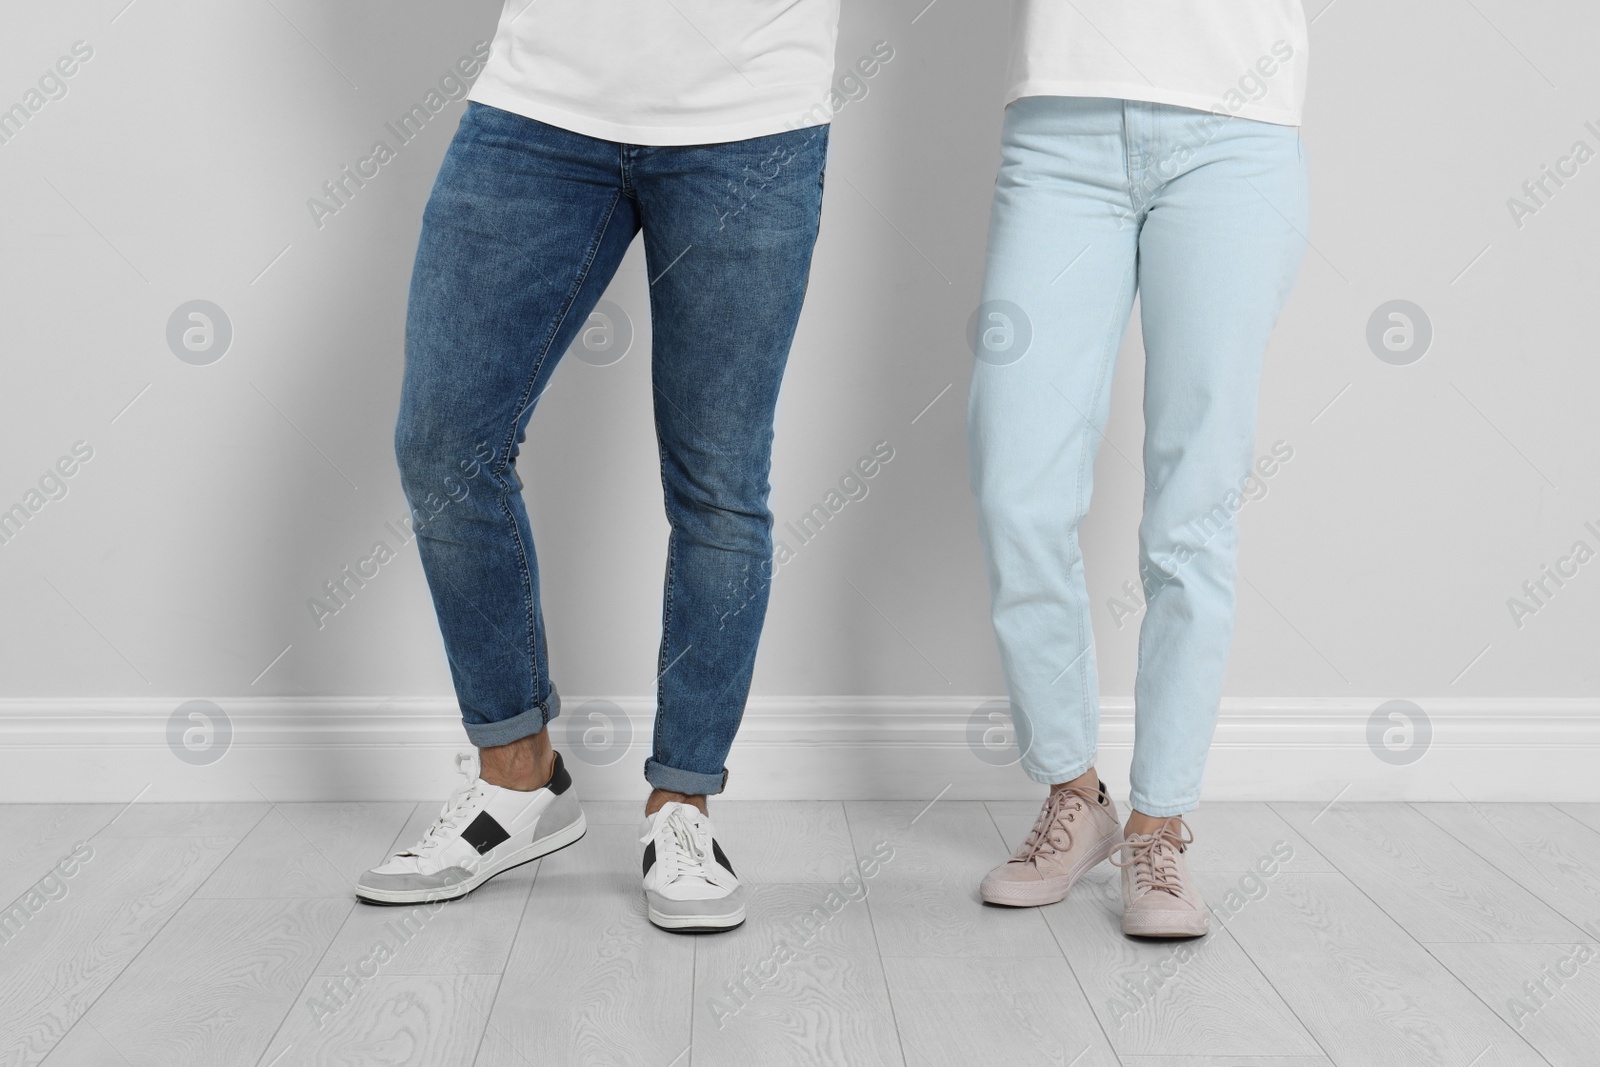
[4,797,1599,1066]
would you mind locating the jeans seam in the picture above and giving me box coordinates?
[653,391,676,762]
[1073,252,1137,764]
[495,189,628,711]
[657,528,676,762]
[1121,100,1134,207]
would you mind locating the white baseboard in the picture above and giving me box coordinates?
[1,697,1596,804]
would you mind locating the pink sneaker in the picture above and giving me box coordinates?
[1113,818,1209,938]
[980,780,1122,907]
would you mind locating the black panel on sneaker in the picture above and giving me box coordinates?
[460,811,510,854]
[547,752,572,795]
[711,839,736,877]
[642,840,657,877]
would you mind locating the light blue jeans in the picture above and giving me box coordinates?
[968,96,1308,817]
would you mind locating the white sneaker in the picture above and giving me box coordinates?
[355,750,586,905]
[640,802,745,932]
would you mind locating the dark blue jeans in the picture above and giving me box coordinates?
[397,102,826,795]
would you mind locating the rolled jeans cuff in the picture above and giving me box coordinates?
[461,687,561,748]
[1127,793,1197,819]
[1022,754,1097,789]
[644,757,729,797]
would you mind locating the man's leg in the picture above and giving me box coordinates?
[356,104,638,906]
[634,124,828,804]
[397,103,638,763]
[627,124,828,932]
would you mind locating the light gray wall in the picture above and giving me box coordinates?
[2,0,1596,714]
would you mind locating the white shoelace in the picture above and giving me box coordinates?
[396,751,484,860]
[646,805,713,884]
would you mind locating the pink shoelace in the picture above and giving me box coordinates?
[1015,784,1101,863]
[1111,817,1194,896]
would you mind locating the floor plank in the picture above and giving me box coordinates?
[474,822,693,1067]
[0,805,120,904]
[692,882,904,1066]
[1219,871,1549,1066]
[194,802,417,899]
[1424,940,1600,1067]
[1182,803,1339,873]
[0,835,239,1067]
[880,956,1119,1067]
[94,802,271,840]
[258,974,500,1067]
[1554,804,1600,836]
[1415,802,1600,936]
[845,801,1059,958]
[1272,801,1586,942]
[39,896,347,1067]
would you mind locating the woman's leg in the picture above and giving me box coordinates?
[969,96,1140,907]
[1128,108,1309,819]
[969,96,1140,790]
[1110,104,1307,939]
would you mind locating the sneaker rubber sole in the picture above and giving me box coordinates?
[646,903,746,933]
[1122,907,1210,938]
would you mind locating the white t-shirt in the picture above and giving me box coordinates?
[468,0,842,146]
[1006,1,1309,127]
